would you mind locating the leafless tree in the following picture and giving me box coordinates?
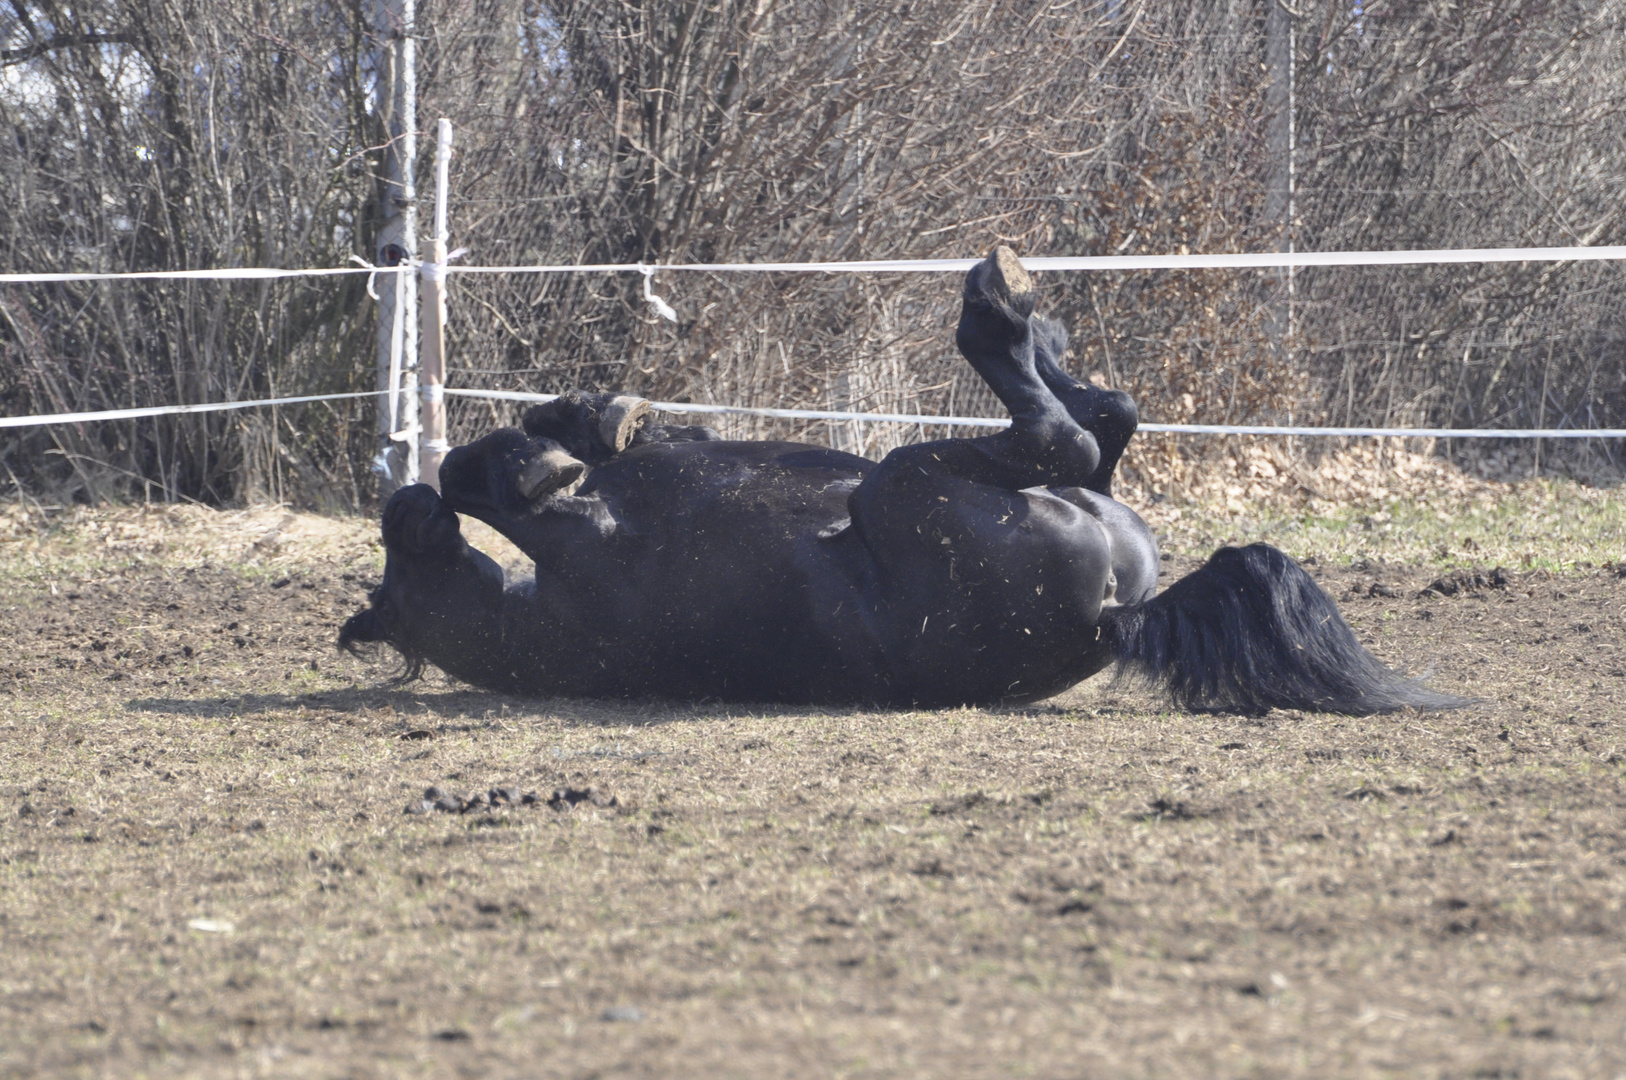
[2,0,1621,507]
[1294,0,1626,475]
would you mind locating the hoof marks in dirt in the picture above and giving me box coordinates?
[1420,567,1510,597]
[405,784,535,815]
[1133,797,1216,822]
[928,791,990,816]
[403,784,616,816]
[547,786,617,811]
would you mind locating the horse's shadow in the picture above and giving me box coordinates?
[119,684,920,731]
[125,686,511,724]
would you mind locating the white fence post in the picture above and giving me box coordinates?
[419,118,453,489]
[373,0,419,495]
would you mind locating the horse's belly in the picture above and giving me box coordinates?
[606,489,1113,705]
[845,485,1120,705]
[519,469,883,701]
[504,445,1123,706]
[613,513,885,700]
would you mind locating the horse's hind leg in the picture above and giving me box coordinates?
[1030,317,1137,496]
[952,248,1101,487]
[833,249,1122,703]
[861,247,1100,493]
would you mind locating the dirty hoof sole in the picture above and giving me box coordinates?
[598,396,652,454]
[988,245,1033,303]
[515,449,586,500]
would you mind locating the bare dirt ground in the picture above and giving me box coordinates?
[2,477,1625,1079]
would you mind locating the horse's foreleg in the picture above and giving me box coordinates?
[522,391,653,464]
[438,427,586,519]
[431,426,620,566]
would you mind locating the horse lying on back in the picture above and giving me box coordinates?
[342,248,1464,715]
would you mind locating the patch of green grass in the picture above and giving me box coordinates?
[1147,477,1626,571]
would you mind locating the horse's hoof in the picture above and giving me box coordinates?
[967,245,1036,320]
[598,395,652,454]
[515,441,587,501]
[522,391,651,460]
[988,245,1034,305]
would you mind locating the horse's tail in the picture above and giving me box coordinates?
[1097,543,1469,715]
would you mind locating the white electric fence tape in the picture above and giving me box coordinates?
[441,389,1626,439]
[419,247,469,285]
[4,386,1621,439]
[639,265,679,322]
[434,245,1626,275]
[6,243,1626,284]
[3,243,1625,439]
[0,391,385,430]
[0,267,385,283]
[386,262,407,439]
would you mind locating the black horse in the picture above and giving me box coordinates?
[342,249,1463,714]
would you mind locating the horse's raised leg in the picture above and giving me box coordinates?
[437,426,586,517]
[837,248,1123,703]
[942,247,1103,488]
[434,426,617,567]
[525,391,723,457]
[845,248,1100,494]
[851,247,1099,495]
[1030,317,1138,496]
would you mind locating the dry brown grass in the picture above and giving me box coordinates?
[2,467,1625,1078]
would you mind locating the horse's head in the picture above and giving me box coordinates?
[339,484,505,683]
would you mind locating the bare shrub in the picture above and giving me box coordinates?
[432,0,1292,480]
[0,0,379,506]
[1294,0,1626,479]
[3,0,1623,507]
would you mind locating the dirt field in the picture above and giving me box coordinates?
[2,485,1625,1079]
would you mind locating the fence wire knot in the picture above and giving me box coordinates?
[638,265,679,323]
[421,247,468,284]
[349,254,384,301]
